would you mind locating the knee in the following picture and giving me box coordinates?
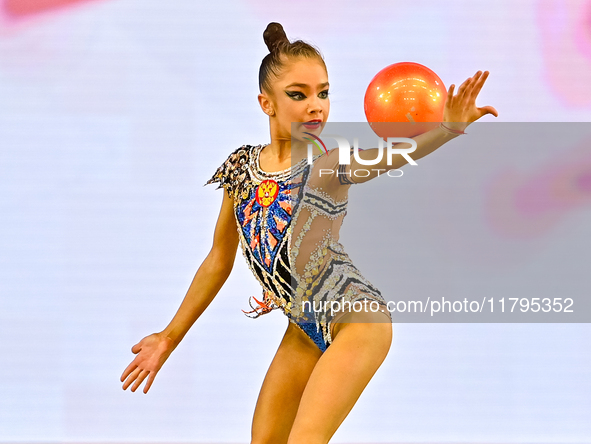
[251,428,290,444]
[251,437,285,444]
[251,439,283,444]
[286,433,328,444]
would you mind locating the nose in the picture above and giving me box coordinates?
[307,95,323,114]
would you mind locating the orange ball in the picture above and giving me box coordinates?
[364,62,447,139]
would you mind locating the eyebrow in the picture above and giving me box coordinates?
[285,82,330,89]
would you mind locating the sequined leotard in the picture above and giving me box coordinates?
[205,144,391,352]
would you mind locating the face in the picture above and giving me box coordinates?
[258,56,330,144]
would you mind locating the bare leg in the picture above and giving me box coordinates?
[286,310,392,444]
[251,319,323,444]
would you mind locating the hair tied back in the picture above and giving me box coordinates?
[258,22,326,93]
[263,22,289,53]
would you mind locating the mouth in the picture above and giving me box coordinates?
[302,119,322,130]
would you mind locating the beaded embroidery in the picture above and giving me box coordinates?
[205,144,391,352]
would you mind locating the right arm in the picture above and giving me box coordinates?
[120,189,239,393]
[161,189,239,345]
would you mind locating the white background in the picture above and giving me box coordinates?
[1,0,590,442]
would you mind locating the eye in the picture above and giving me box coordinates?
[285,91,306,101]
[319,90,330,99]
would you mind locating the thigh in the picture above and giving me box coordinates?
[251,318,323,444]
[330,300,391,341]
[287,311,393,444]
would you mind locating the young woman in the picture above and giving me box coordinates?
[120,22,498,443]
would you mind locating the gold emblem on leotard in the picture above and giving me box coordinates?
[256,179,279,207]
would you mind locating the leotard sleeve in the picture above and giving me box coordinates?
[203,145,250,199]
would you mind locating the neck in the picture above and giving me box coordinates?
[266,138,308,164]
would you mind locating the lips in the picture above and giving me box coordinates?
[302,120,322,129]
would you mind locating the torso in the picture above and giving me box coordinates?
[206,143,389,350]
[231,143,315,313]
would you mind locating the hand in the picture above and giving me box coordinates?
[120,332,176,394]
[443,70,498,131]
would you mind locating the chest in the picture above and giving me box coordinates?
[230,153,307,269]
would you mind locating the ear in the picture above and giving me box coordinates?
[258,92,275,117]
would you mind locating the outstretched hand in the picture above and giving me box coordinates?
[120,332,176,394]
[443,70,498,131]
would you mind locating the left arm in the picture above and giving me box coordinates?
[350,70,498,183]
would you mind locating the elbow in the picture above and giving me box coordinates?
[207,247,236,276]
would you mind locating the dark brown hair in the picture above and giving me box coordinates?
[258,22,327,93]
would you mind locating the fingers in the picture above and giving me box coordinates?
[459,71,481,102]
[143,373,157,394]
[448,83,455,96]
[121,363,157,393]
[445,83,457,111]
[131,369,150,392]
[456,74,474,97]
[123,367,157,394]
[120,362,138,382]
[447,70,496,122]
[122,366,142,390]
[479,105,499,118]
[447,72,478,107]
[468,70,489,101]
[121,334,169,394]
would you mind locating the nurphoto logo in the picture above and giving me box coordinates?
[303,132,418,179]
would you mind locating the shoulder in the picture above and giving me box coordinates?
[218,144,256,170]
[203,144,259,194]
[211,144,256,177]
[225,144,253,164]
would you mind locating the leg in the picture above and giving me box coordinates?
[287,310,393,444]
[251,318,323,444]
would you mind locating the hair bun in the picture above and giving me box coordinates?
[263,22,289,53]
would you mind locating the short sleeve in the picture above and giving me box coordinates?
[203,145,251,198]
